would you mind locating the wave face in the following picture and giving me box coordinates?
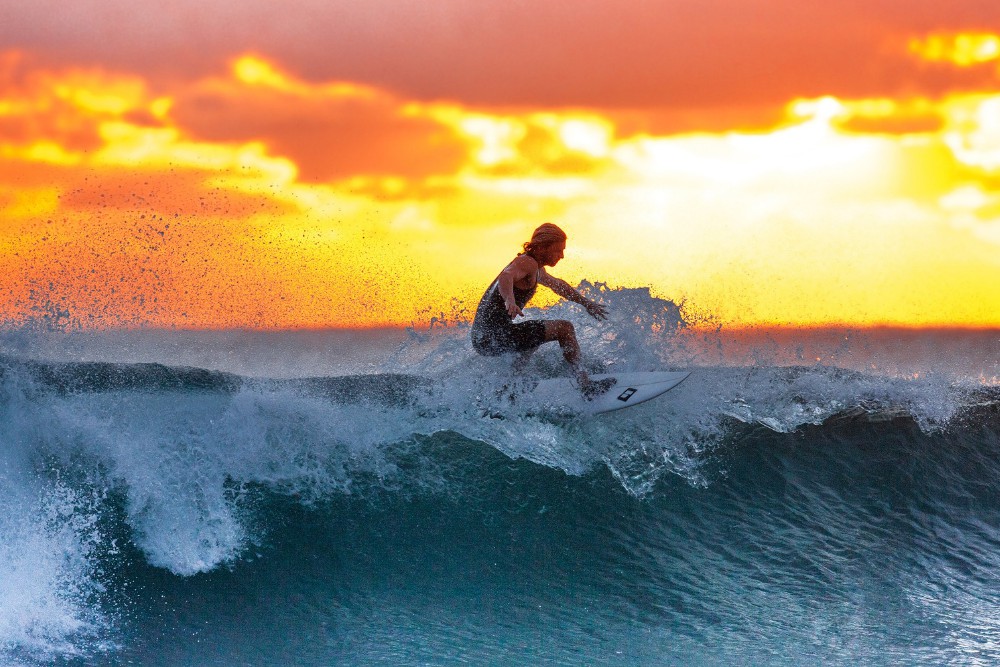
[2,288,1000,665]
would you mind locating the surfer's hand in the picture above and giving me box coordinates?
[506,301,524,318]
[585,301,608,321]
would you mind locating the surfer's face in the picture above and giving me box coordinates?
[537,240,566,267]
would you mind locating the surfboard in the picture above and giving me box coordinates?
[531,371,690,416]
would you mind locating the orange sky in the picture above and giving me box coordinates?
[1,1,999,328]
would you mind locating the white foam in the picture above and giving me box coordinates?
[0,479,108,663]
[380,285,980,493]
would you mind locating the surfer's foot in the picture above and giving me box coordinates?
[581,377,617,401]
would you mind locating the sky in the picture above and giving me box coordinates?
[1,0,999,328]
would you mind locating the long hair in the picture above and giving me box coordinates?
[520,223,567,258]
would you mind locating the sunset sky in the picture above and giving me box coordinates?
[1,0,999,328]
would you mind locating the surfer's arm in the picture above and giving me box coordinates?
[538,271,608,321]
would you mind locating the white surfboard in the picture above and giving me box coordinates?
[531,371,690,416]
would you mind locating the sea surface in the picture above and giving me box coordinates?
[2,287,1000,666]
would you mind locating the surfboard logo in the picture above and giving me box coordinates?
[617,387,637,402]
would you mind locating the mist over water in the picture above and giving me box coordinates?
[1,285,1000,665]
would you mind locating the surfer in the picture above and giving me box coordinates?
[471,223,616,399]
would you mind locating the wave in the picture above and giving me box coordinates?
[2,286,999,663]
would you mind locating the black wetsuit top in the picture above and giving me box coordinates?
[470,266,546,356]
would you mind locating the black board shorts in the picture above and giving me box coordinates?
[471,320,547,356]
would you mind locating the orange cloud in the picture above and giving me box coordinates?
[166,55,471,183]
[0,54,108,155]
[7,0,1000,110]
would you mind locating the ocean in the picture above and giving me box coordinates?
[2,287,1000,666]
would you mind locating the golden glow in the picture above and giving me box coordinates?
[93,121,299,185]
[233,55,290,88]
[232,54,377,100]
[910,33,1000,66]
[3,51,1000,328]
[150,96,173,120]
[2,140,82,165]
[54,80,143,115]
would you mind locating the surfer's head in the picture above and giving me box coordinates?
[522,223,567,265]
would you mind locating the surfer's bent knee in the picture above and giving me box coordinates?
[544,321,581,352]
[543,320,574,341]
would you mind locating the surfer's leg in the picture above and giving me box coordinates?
[509,321,547,373]
[543,320,587,382]
[543,320,616,399]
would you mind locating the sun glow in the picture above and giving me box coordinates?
[455,114,525,167]
[940,96,1000,170]
[557,118,612,157]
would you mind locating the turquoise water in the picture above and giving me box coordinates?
[2,290,1000,666]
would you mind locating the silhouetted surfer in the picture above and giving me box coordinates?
[471,223,616,399]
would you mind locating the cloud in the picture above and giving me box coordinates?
[3,0,999,113]
[0,57,300,220]
[167,56,471,183]
[0,52,112,153]
[0,51,626,211]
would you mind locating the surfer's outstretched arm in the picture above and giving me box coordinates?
[538,271,608,321]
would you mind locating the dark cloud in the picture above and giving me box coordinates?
[2,0,997,112]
